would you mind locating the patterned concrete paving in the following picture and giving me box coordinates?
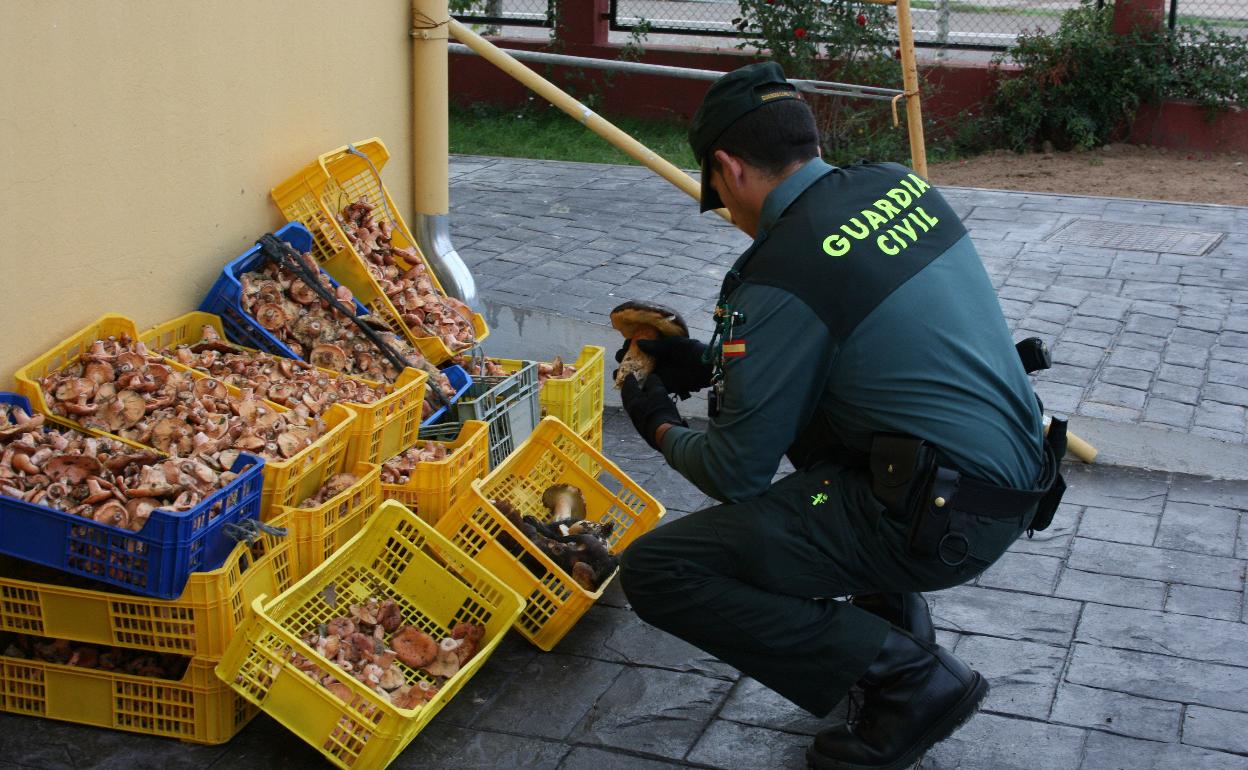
[451,155,1248,445]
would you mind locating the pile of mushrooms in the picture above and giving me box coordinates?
[1,400,248,532]
[379,441,450,485]
[451,354,577,388]
[288,593,485,709]
[160,325,389,414]
[38,334,326,463]
[338,198,477,353]
[494,484,617,591]
[450,355,504,379]
[3,633,191,680]
[610,300,689,388]
[237,249,456,402]
[299,471,359,508]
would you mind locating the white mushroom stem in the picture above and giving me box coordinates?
[613,333,658,389]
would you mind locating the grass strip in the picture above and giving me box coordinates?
[450,103,697,169]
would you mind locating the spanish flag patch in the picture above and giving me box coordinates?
[722,339,746,358]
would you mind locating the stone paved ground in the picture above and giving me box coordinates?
[451,155,1248,444]
[4,410,1248,769]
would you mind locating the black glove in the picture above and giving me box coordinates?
[620,373,686,451]
[614,337,713,400]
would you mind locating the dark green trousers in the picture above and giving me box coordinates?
[618,461,1032,717]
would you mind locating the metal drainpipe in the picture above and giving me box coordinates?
[411,0,478,309]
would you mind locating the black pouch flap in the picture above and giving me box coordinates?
[870,434,928,488]
[871,433,935,518]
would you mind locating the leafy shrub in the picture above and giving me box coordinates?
[981,1,1248,152]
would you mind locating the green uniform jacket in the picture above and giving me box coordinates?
[660,158,1044,503]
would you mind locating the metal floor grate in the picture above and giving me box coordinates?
[1046,219,1225,256]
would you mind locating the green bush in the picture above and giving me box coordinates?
[984,2,1166,151]
[1167,24,1248,110]
[980,1,1248,152]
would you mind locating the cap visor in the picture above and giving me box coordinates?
[699,161,723,213]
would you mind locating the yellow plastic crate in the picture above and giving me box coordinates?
[13,313,357,520]
[215,501,524,770]
[0,654,255,744]
[0,512,294,658]
[259,402,356,520]
[140,312,429,467]
[496,345,605,452]
[270,138,489,364]
[436,417,664,651]
[283,462,382,580]
[379,420,489,526]
[579,416,603,458]
[14,313,146,437]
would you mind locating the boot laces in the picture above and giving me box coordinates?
[845,688,870,729]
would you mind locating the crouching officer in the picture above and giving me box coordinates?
[616,62,1066,770]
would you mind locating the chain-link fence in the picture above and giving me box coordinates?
[455,0,551,28]
[454,1,1248,51]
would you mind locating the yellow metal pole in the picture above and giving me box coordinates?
[412,0,450,215]
[448,18,731,222]
[894,0,928,178]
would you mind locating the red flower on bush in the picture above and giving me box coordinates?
[856,13,867,26]
[795,27,807,38]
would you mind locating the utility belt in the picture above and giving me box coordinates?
[810,337,1068,565]
[869,422,1067,565]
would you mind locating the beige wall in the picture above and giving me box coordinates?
[0,0,418,386]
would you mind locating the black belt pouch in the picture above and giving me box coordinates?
[870,434,960,556]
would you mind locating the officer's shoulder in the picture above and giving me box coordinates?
[827,160,915,180]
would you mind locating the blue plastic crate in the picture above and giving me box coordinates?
[199,222,368,359]
[423,364,472,426]
[0,393,266,599]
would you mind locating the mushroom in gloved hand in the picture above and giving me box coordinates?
[610,300,689,388]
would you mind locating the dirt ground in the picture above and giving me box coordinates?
[928,145,1248,207]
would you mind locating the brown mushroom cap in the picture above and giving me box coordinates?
[44,455,103,484]
[309,343,348,372]
[84,361,116,385]
[253,303,289,331]
[116,389,147,428]
[609,300,689,339]
[193,378,228,400]
[150,417,190,454]
[277,427,311,458]
[126,498,157,528]
[92,500,130,528]
[542,483,587,519]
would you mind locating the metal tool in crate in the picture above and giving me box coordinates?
[270,138,491,363]
[255,233,452,415]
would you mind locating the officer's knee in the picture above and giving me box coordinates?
[617,529,675,617]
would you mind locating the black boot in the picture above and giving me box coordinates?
[807,628,988,770]
[849,593,934,644]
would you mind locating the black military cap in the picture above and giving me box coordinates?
[688,62,799,212]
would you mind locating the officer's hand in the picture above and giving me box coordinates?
[614,337,712,400]
[620,373,686,451]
